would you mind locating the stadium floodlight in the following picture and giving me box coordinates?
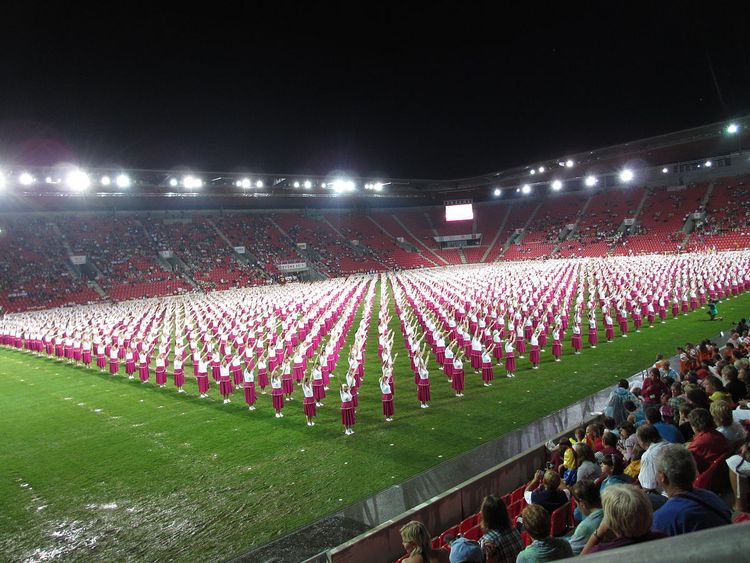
[662,167,669,174]
[240,178,251,189]
[332,179,345,193]
[116,174,131,188]
[619,169,634,183]
[101,175,111,186]
[0,171,5,189]
[493,188,502,196]
[727,123,739,134]
[584,175,598,187]
[345,180,355,192]
[183,175,202,189]
[304,180,312,189]
[705,160,712,167]
[66,169,90,191]
[522,184,531,194]
[551,179,563,191]
[530,169,536,176]
[255,180,263,188]
[293,181,300,188]
[19,172,35,186]
[373,182,383,191]
[169,178,178,187]
[45,177,53,184]
[566,159,574,168]
[538,166,545,173]
[321,182,327,188]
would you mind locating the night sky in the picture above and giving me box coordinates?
[0,3,747,179]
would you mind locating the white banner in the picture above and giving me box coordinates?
[276,262,308,272]
[296,242,307,250]
[159,250,174,259]
[70,255,87,265]
[234,246,246,254]
[434,233,481,243]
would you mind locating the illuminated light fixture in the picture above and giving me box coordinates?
[304,180,312,189]
[19,172,35,186]
[373,182,383,192]
[727,123,739,134]
[619,169,634,183]
[662,167,669,174]
[116,174,131,188]
[704,160,712,167]
[558,162,565,167]
[493,188,501,196]
[321,182,327,188]
[584,175,598,187]
[240,178,251,189]
[293,181,300,188]
[566,159,574,168]
[235,180,242,187]
[332,180,345,193]
[345,180,355,192]
[530,169,536,176]
[551,179,563,191]
[0,171,5,189]
[101,175,111,186]
[66,169,90,191]
[516,188,520,192]
[183,175,202,189]
[169,178,178,187]
[255,180,263,188]
[521,184,531,194]
[538,166,545,173]
[45,177,53,184]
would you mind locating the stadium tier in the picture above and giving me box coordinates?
[2,172,750,312]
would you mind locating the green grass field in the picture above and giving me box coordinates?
[1,282,747,562]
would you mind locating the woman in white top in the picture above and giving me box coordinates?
[301,377,316,426]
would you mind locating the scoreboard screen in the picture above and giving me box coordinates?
[445,202,473,222]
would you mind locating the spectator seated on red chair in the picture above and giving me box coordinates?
[566,480,603,555]
[516,504,573,562]
[524,470,569,515]
[687,408,730,473]
[652,443,732,536]
[476,494,524,563]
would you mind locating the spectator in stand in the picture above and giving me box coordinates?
[624,443,644,480]
[635,424,668,509]
[574,443,602,483]
[596,431,621,463]
[566,480,603,555]
[399,521,450,563]
[727,436,750,513]
[524,469,570,514]
[687,408,730,474]
[585,424,603,453]
[710,400,746,443]
[624,400,645,427]
[642,368,669,410]
[596,453,634,491]
[645,407,685,443]
[677,404,696,442]
[705,375,732,404]
[581,485,662,554]
[516,504,573,562]
[603,379,637,425]
[617,422,637,461]
[476,494,524,563]
[652,444,732,536]
[686,387,711,410]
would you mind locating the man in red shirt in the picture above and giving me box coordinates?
[687,408,730,473]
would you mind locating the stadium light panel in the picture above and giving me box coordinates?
[240,178,251,189]
[619,169,634,183]
[522,184,531,194]
[45,177,53,184]
[374,182,383,191]
[293,181,300,188]
[704,160,712,167]
[584,175,597,187]
[116,174,131,188]
[662,167,669,174]
[183,175,202,189]
[551,179,563,191]
[345,180,355,192]
[101,175,111,186]
[493,188,501,196]
[321,182,327,188]
[530,169,536,176]
[565,159,574,168]
[19,172,35,186]
[538,166,545,173]
[727,123,739,134]
[255,180,263,188]
[66,169,90,191]
[304,180,312,189]
[0,171,5,189]
[169,178,178,187]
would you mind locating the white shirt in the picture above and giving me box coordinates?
[639,441,669,490]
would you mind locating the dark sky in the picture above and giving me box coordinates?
[0,3,748,179]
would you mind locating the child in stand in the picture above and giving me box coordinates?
[301,376,316,426]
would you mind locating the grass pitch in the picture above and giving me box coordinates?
[1,283,747,562]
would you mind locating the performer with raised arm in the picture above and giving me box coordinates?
[340,382,356,435]
[242,363,257,411]
[481,342,496,385]
[270,368,285,418]
[301,375,316,426]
